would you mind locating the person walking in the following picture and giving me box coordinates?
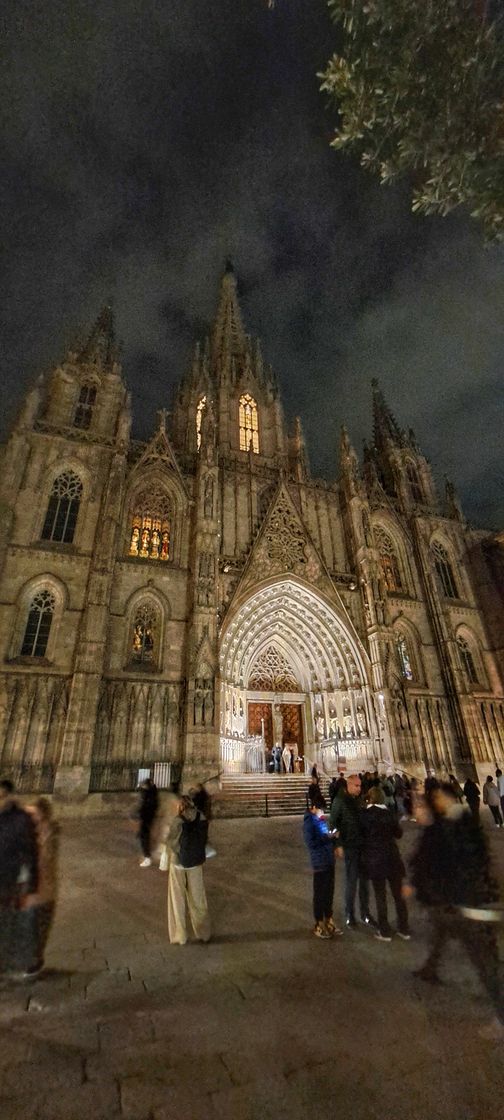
[410,782,504,1040]
[448,774,464,803]
[482,776,503,828]
[330,772,375,930]
[0,780,39,978]
[137,778,159,866]
[166,795,211,945]
[303,803,342,939]
[21,798,60,976]
[463,776,480,822]
[361,787,410,942]
[496,768,504,821]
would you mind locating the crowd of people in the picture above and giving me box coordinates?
[303,764,504,1040]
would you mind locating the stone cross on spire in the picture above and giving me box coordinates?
[157,408,170,433]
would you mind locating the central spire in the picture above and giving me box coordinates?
[371,379,405,450]
[211,261,247,367]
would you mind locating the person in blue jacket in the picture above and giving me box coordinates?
[303,804,343,939]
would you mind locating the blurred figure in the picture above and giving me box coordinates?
[424,770,439,795]
[361,787,410,943]
[0,780,38,978]
[496,768,504,820]
[22,798,60,977]
[410,783,504,1040]
[272,745,282,773]
[463,775,480,822]
[307,767,326,811]
[190,783,212,821]
[303,802,342,939]
[482,776,503,828]
[137,778,159,867]
[166,796,211,945]
[448,774,464,803]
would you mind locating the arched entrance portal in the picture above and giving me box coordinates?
[219,579,379,774]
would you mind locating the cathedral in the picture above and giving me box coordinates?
[0,264,503,799]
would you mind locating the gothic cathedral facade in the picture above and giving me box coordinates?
[0,265,503,797]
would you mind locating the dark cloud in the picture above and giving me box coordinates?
[1,0,503,527]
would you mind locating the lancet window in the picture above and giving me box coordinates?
[239,393,259,453]
[374,526,402,592]
[396,634,413,681]
[129,490,171,561]
[457,637,479,686]
[21,589,56,658]
[432,541,458,599]
[41,471,83,544]
[130,602,157,666]
[196,396,206,451]
[406,462,423,503]
[73,383,97,430]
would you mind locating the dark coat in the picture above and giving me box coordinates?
[179,811,208,869]
[463,778,480,806]
[0,802,38,903]
[139,784,158,823]
[410,808,498,908]
[307,782,326,811]
[303,812,335,871]
[360,806,405,881]
[329,791,365,849]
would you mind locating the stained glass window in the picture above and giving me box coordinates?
[21,589,56,658]
[129,490,171,561]
[131,602,157,664]
[432,541,458,599]
[457,637,478,685]
[239,394,259,453]
[196,396,206,451]
[73,384,97,430]
[397,635,413,681]
[374,526,402,592]
[41,471,83,544]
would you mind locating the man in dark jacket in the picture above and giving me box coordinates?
[410,783,504,1039]
[462,776,480,822]
[137,778,159,867]
[167,796,211,945]
[330,773,375,929]
[0,780,39,976]
[361,787,410,942]
[303,805,342,938]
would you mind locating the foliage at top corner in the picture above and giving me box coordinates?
[320,0,504,239]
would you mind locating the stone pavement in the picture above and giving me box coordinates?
[1,813,504,1120]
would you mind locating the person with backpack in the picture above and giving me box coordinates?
[166,795,211,945]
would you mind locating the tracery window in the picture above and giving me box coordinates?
[396,635,413,681]
[457,637,479,685]
[374,526,402,592]
[130,602,157,666]
[248,645,299,692]
[73,383,97,430]
[20,589,56,658]
[129,490,171,561]
[239,393,259,453]
[41,471,83,544]
[432,541,458,599]
[196,396,206,451]
[406,462,423,503]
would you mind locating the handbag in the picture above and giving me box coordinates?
[205,844,217,859]
[159,847,169,872]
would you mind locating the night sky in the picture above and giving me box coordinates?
[2,0,503,528]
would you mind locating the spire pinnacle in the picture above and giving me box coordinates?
[371,379,405,449]
[211,264,247,366]
[78,305,116,367]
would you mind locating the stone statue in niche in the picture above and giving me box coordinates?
[356,706,367,736]
[194,680,205,726]
[343,709,354,738]
[272,705,283,744]
[329,716,341,739]
[203,679,214,725]
[204,476,214,519]
[315,713,325,740]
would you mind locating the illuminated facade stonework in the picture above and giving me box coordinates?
[0,270,503,796]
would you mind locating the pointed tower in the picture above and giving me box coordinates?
[369,380,438,513]
[288,416,309,481]
[211,261,247,374]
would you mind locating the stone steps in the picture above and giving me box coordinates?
[214,774,332,818]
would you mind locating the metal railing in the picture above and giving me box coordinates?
[89,759,180,792]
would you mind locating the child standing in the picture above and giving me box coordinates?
[303,804,342,939]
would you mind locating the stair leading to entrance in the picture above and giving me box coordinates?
[214,773,332,818]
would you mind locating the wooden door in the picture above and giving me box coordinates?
[280,704,304,751]
[248,702,273,750]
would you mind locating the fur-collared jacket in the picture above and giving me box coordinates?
[410,804,498,908]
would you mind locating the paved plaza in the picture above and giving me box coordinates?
[1,812,503,1120]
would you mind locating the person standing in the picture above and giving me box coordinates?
[0,780,39,978]
[21,798,60,976]
[282,744,291,773]
[463,776,480,822]
[410,783,504,1040]
[496,768,504,821]
[361,787,410,942]
[166,796,211,946]
[307,767,326,811]
[330,772,375,930]
[137,778,159,867]
[303,803,342,939]
[482,776,503,828]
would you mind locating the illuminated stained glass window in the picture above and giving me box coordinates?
[41,471,83,544]
[374,526,402,592]
[129,490,171,561]
[406,462,423,503]
[73,383,97,430]
[239,393,259,453]
[397,635,413,681]
[457,637,479,685]
[21,589,56,658]
[432,541,458,599]
[131,602,157,665]
[196,396,206,451]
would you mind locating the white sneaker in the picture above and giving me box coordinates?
[139,857,152,868]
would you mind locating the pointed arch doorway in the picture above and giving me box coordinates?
[219,578,378,774]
